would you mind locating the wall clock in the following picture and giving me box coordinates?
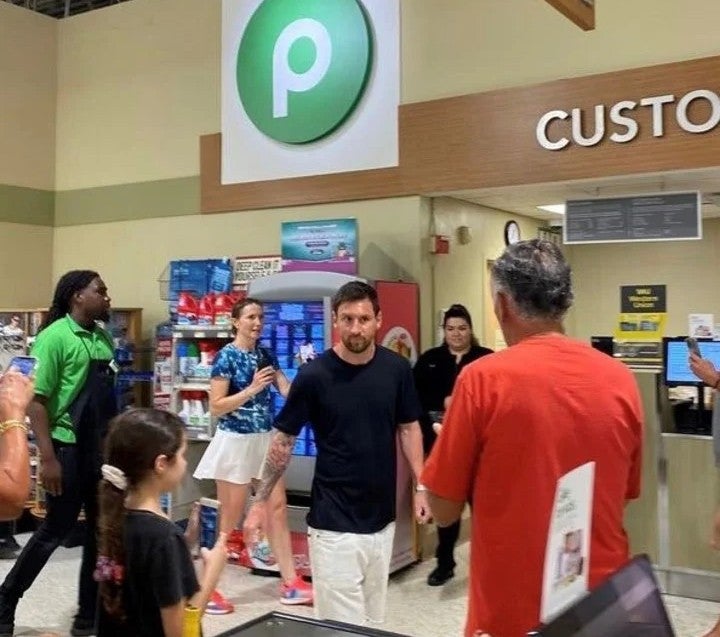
[504,220,521,245]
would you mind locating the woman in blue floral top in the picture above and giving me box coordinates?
[194,298,313,605]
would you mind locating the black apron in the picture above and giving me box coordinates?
[67,359,118,476]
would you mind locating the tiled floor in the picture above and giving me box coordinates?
[0,533,717,636]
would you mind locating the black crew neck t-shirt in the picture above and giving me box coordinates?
[274,346,421,534]
[97,510,199,637]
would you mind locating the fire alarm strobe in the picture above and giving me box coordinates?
[429,235,450,254]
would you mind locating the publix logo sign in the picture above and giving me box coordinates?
[222,0,399,185]
[236,0,373,144]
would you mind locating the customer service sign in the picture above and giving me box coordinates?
[221,0,399,184]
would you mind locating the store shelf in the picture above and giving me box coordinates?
[175,382,212,392]
[172,327,232,339]
[187,433,212,442]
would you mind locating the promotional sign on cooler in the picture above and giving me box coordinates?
[221,0,400,184]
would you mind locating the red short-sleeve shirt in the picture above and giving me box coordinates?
[421,333,643,637]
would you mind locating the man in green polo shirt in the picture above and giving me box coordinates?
[0,270,118,637]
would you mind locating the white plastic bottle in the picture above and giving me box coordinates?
[178,398,191,425]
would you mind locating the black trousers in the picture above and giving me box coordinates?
[0,443,99,620]
[435,519,460,571]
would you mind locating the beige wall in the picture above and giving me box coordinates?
[0,223,54,308]
[52,197,427,339]
[0,2,56,190]
[427,198,544,348]
[402,0,720,103]
[567,219,720,340]
[55,0,220,190]
[54,0,720,189]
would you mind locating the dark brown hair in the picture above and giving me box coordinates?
[443,304,479,347]
[331,281,379,315]
[98,409,185,620]
[230,297,263,335]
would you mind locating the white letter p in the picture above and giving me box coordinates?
[272,18,332,119]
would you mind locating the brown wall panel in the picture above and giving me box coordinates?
[202,55,720,214]
[543,0,595,31]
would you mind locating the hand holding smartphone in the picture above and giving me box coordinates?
[7,355,38,377]
[686,337,702,358]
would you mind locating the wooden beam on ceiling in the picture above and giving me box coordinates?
[543,0,595,31]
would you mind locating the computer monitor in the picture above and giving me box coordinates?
[663,337,720,386]
[530,555,674,637]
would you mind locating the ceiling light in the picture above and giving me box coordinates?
[537,204,566,215]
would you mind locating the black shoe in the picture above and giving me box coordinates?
[70,615,96,637]
[427,566,455,586]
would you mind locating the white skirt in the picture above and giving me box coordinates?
[193,428,272,485]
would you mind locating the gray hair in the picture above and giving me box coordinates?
[491,239,573,320]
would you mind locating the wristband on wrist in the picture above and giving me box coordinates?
[0,419,28,436]
[415,483,428,493]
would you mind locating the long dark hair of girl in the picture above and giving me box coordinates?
[98,408,185,620]
[39,270,99,333]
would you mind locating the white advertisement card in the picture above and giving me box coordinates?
[688,314,714,338]
[540,461,595,624]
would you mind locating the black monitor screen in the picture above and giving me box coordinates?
[530,555,674,637]
[664,338,720,386]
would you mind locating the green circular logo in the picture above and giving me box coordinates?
[236,0,373,144]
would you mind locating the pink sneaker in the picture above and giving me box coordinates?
[280,575,313,605]
[206,589,235,615]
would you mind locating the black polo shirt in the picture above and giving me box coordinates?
[274,346,421,534]
[413,343,493,452]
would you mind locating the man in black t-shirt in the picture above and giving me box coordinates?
[244,281,430,625]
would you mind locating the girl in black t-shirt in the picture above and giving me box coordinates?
[96,409,227,637]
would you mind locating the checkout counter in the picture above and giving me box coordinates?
[626,369,720,601]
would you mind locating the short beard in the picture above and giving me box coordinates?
[343,336,372,354]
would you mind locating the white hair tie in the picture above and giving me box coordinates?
[101,464,128,491]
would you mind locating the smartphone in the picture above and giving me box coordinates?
[686,337,702,357]
[7,356,38,377]
[256,348,274,371]
[198,497,221,549]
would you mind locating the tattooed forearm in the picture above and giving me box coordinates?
[253,429,296,502]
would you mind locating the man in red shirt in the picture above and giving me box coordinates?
[422,239,643,637]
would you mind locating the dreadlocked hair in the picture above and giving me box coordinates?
[39,270,99,333]
[98,409,185,620]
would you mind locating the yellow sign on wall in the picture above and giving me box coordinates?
[614,312,667,341]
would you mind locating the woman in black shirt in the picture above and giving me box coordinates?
[96,409,227,637]
[413,304,493,586]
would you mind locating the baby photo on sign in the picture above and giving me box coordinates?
[0,313,27,373]
[554,529,585,590]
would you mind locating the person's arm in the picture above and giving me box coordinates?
[399,421,431,523]
[208,369,274,417]
[187,533,227,615]
[0,372,33,519]
[274,369,291,398]
[253,429,297,503]
[423,373,482,527]
[26,397,63,497]
[244,372,309,540]
[160,603,184,637]
[427,489,465,527]
[157,532,227,635]
[27,333,64,497]
[690,353,720,387]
